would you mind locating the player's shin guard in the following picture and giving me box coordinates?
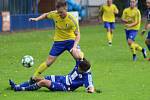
[134,43,142,51]
[14,83,41,91]
[107,32,112,43]
[111,33,113,40]
[24,83,41,91]
[130,43,136,55]
[19,81,30,87]
[18,78,36,87]
[130,43,137,61]
[33,62,48,77]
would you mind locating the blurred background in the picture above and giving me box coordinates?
[0,0,147,32]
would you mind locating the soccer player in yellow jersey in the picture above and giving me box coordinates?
[122,0,147,61]
[99,0,118,46]
[29,0,84,79]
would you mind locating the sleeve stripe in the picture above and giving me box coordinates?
[68,15,79,32]
[51,75,55,82]
[87,74,93,87]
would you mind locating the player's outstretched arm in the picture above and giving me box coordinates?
[114,6,119,14]
[121,18,128,24]
[125,21,139,28]
[121,9,128,24]
[114,10,119,14]
[29,13,49,21]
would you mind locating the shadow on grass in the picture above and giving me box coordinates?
[4,87,102,94]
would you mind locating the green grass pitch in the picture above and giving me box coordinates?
[0,24,150,100]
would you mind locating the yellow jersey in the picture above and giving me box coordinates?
[122,7,141,30]
[100,4,118,22]
[47,11,79,41]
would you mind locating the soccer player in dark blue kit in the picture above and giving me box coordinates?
[9,58,95,93]
[141,0,150,60]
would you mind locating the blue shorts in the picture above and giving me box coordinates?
[125,30,138,41]
[45,75,67,91]
[49,40,74,56]
[44,75,84,91]
[104,22,115,29]
[146,31,150,39]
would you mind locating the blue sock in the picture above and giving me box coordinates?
[19,81,30,87]
[19,77,36,87]
[24,83,41,91]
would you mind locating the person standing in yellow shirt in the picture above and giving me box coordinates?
[29,0,84,80]
[122,0,147,61]
[99,0,118,46]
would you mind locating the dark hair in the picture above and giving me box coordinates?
[79,58,91,72]
[56,0,67,9]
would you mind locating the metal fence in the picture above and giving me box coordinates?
[0,0,39,15]
[0,0,56,32]
[0,0,147,32]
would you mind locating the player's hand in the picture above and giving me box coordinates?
[29,18,38,22]
[114,10,118,14]
[141,29,146,36]
[125,24,132,28]
[87,87,95,93]
[122,19,128,24]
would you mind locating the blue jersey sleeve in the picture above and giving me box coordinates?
[83,72,94,89]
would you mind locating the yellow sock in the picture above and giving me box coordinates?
[111,32,113,40]
[33,62,48,77]
[130,43,136,54]
[107,32,112,43]
[134,43,142,52]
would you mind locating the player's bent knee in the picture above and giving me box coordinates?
[38,80,51,87]
[45,80,52,88]
[107,28,111,32]
[38,80,47,86]
[46,56,57,66]
[127,39,133,46]
[71,50,84,60]
[128,41,132,46]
